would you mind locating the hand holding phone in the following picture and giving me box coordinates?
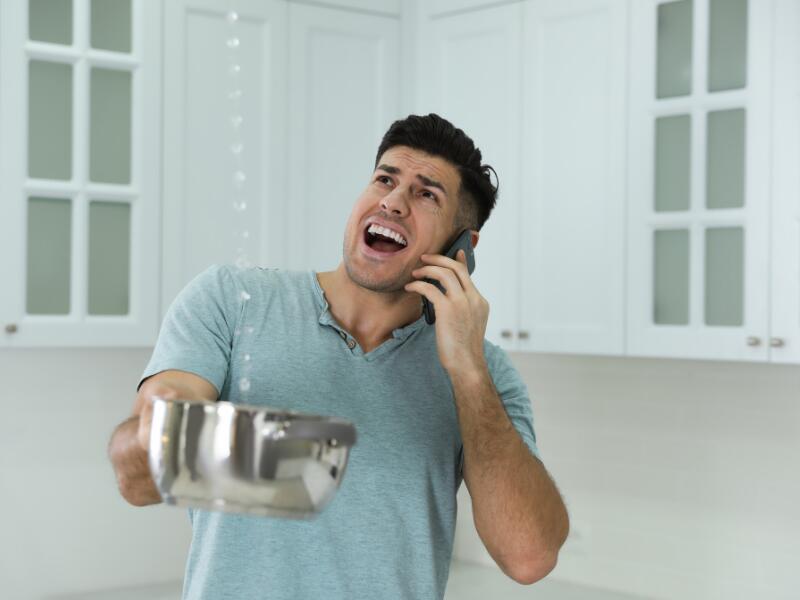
[422,229,476,325]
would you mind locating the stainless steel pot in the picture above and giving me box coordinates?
[148,396,357,518]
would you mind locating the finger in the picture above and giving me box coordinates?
[411,265,465,296]
[420,252,476,294]
[404,279,446,306]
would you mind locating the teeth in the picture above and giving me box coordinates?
[367,223,407,246]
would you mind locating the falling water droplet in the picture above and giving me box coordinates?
[229,63,242,76]
[226,37,240,49]
[230,142,244,154]
[243,353,251,362]
[240,290,251,302]
[241,230,250,239]
[234,255,251,270]
[244,326,254,335]
[232,171,247,192]
[228,89,243,100]
[232,200,247,212]
[230,115,243,128]
[239,377,251,393]
[226,11,239,24]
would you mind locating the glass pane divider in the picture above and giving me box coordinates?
[75,0,90,53]
[25,42,80,64]
[70,193,88,320]
[86,49,139,69]
[689,223,702,326]
[24,179,81,195]
[74,60,88,206]
[691,0,709,103]
[85,185,138,201]
[690,104,705,213]
[74,0,89,320]
[649,89,748,115]
[646,214,746,228]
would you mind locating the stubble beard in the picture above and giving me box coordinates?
[342,236,410,294]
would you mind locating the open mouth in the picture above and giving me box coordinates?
[363,225,408,255]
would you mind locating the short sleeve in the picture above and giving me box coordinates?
[138,264,244,395]
[483,341,542,462]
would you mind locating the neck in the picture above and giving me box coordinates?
[316,263,423,348]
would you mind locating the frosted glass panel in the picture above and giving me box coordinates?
[29,61,72,180]
[708,0,747,92]
[88,201,131,315]
[657,0,693,98]
[655,115,691,212]
[653,229,690,325]
[705,227,743,326]
[706,109,745,209]
[27,197,71,315]
[91,0,131,53]
[29,0,72,45]
[90,68,132,183]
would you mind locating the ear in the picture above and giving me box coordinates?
[470,229,479,250]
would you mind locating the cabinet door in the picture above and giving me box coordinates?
[286,3,402,273]
[161,0,288,311]
[417,3,523,350]
[286,0,401,16]
[518,0,627,355]
[769,0,800,364]
[627,0,772,361]
[0,0,161,347]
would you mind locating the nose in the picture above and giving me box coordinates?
[380,186,410,217]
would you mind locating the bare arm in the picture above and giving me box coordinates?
[107,370,218,506]
[453,366,569,585]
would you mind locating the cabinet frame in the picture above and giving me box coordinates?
[0,0,161,347]
[626,0,773,361]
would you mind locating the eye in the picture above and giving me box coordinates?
[375,175,392,186]
[421,190,437,202]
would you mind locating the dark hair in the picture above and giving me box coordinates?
[374,113,498,232]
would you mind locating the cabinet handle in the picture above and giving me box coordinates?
[5,324,18,334]
[518,331,530,340]
[746,336,761,347]
[770,338,785,348]
[500,330,513,339]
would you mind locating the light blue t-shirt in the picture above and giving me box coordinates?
[140,264,540,600]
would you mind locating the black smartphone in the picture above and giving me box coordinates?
[422,229,476,325]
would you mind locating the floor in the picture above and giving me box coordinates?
[50,561,648,600]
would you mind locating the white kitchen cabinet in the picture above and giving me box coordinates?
[0,0,161,347]
[160,0,289,310]
[769,0,800,364]
[626,0,792,363]
[285,2,402,273]
[416,2,524,350]
[161,0,401,291]
[518,0,628,355]
[418,0,627,354]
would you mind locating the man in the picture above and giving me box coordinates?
[108,114,569,599]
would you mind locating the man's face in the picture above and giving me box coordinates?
[342,145,461,293]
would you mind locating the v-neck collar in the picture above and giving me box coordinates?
[310,271,427,361]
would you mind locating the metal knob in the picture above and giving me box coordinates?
[518,331,530,340]
[500,330,513,339]
[4,324,17,334]
[746,336,761,347]
[770,338,785,348]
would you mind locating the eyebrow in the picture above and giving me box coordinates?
[376,164,448,198]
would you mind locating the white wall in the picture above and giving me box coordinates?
[0,349,190,600]
[454,353,800,600]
